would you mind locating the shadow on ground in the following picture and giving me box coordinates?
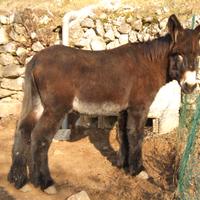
[0,186,15,200]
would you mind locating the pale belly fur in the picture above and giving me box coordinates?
[72,97,127,115]
[33,96,127,119]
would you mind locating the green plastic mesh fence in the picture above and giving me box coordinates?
[178,94,200,200]
[177,15,200,200]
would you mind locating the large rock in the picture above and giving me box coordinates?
[80,17,95,28]
[90,37,106,50]
[119,34,129,45]
[117,22,131,34]
[0,46,4,53]
[9,28,27,43]
[3,64,25,78]
[143,33,151,41]
[0,53,18,66]
[104,29,115,41]
[0,26,9,44]
[83,28,96,40]
[69,23,85,46]
[18,54,28,65]
[11,91,24,101]
[129,30,138,43]
[113,26,121,38]
[0,13,14,25]
[159,17,168,30]
[4,42,17,54]
[0,98,21,117]
[0,64,3,77]
[96,20,105,37]
[131,19,143,31]
[1,77,24,91]
[32,41,44,52]
[74,38,91,49]
[137,33,144,42]
[0,88,16,98]
[106,39,120,49]
[13,23,27,35]
[16,47,28,57]
[103,22,114,32]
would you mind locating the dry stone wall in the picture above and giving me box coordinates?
[0,9,60,118]
[67,7,200,51]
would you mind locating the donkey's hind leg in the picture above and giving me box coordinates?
[30,109,65,190]
[8,111,38,189]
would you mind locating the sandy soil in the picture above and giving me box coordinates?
[0,116,176,200]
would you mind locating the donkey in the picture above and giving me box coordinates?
[8,14,200,193]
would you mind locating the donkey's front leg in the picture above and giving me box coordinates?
[117,110,129,169]
[126,107,147,175]
[30,110,64,191]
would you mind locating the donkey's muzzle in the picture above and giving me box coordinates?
[180,70,197,94]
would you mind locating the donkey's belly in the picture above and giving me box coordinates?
[72,97,127,115]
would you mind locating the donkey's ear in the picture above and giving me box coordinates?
[195,24,200,36]
[167,14,183,43]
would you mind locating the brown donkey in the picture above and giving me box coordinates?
[8,14,200,193]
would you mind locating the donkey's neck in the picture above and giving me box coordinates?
[127,34,172,92]
[137,34,171,63]
[136,34,172,84]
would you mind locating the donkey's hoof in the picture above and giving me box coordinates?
[8,167,28,189]
[20,184,32,193]
[129,165,144,176]
[116,159,123,168]
[30,172,54,191]
[44,185,57,195]
[116,156,128,169]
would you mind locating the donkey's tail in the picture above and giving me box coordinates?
[20,56,39,120]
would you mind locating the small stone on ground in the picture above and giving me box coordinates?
[54,129,71,141]
[136,171,149,180]
[44,185,57,195]
[67,191,90,200]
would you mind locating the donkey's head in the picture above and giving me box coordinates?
[168,14,200,94]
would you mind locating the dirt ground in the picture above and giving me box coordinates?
[0,116,177,200]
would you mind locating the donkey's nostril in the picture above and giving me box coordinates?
[192,83,197,89]
[184,82,190,88]
[184,82,197,91]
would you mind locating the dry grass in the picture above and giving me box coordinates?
[0,0,200,17]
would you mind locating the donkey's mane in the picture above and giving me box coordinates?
[132,34,172,62]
